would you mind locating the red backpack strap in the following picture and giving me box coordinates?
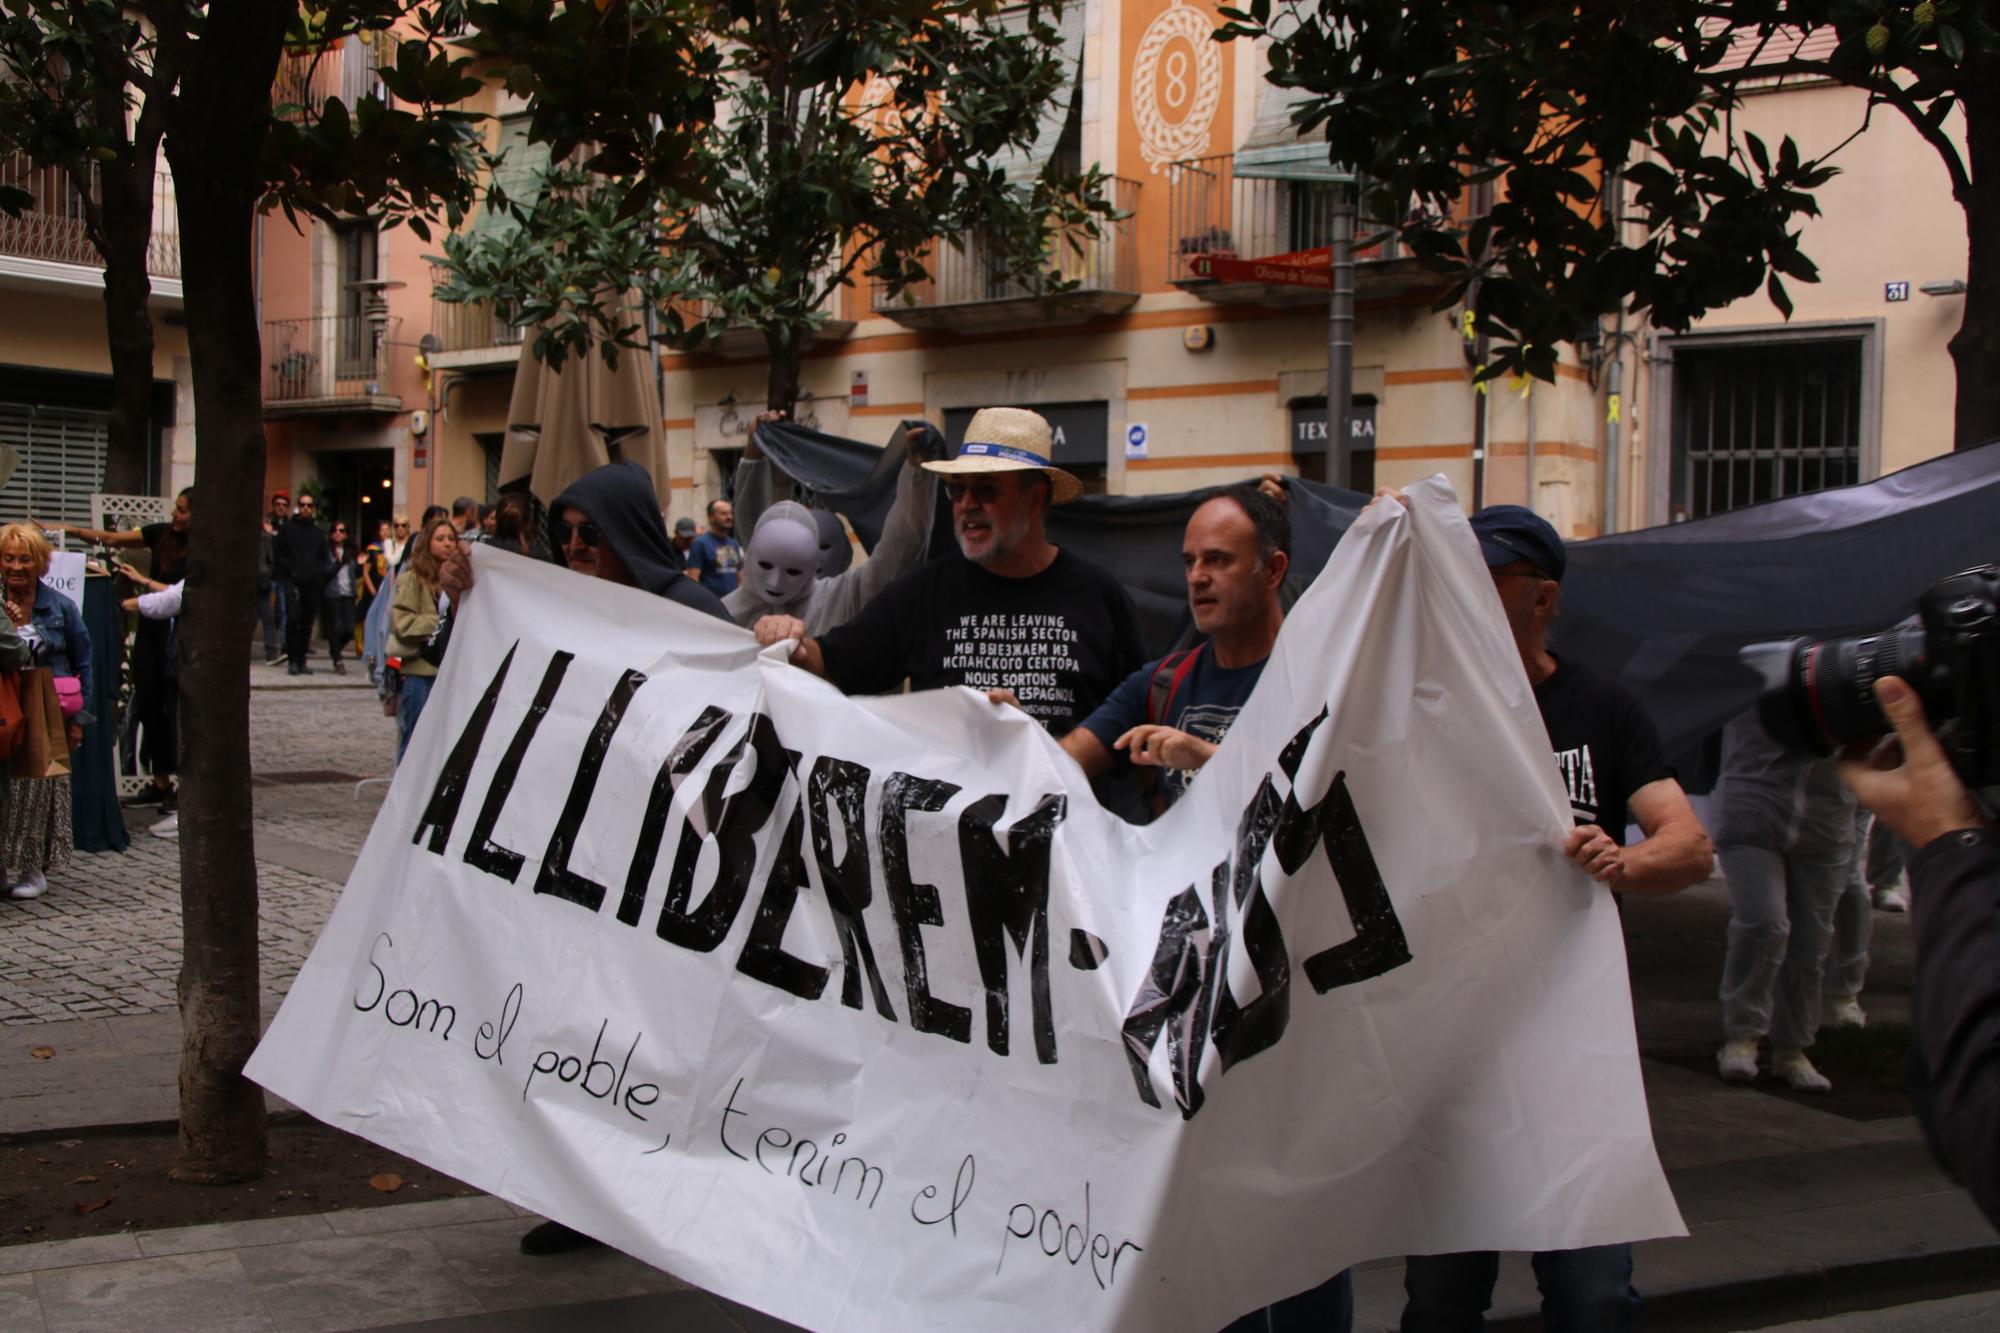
[1145,643,1205,726]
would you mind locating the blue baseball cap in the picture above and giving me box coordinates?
[1469,504,1566,582]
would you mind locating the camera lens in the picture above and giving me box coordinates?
[1759,623,1930,755]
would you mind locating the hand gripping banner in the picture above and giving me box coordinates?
[247,480,1684,1332]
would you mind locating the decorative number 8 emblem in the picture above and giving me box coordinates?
[1132,1,1222,174]
[1163,49,1189,109]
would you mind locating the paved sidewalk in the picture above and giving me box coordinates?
[0,1196,788,1333]
[0,1099,1989,1332]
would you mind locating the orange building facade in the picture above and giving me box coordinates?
[238,6,1966,546]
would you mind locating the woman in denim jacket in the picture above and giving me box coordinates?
[1,523,91,901]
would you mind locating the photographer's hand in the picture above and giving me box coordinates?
[1837,676,1992,851]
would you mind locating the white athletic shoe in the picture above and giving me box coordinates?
[1872,885,1910,912]
[1717,1037,1760,1083]
[1824,994,1868,1029]
[9,871,46,900]
[1774,1048,1833,1093]
[148,812,179,839]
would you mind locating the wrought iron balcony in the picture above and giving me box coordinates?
[1165,155,1430,307]
[872,177,1140,333]
[274,33,392,119]
[0,153,182,288]
[427,278,525,371]
[263,314,404,415]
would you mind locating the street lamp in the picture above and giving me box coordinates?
[347,278,406,395]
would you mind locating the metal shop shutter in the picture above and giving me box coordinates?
[0,403,110,527]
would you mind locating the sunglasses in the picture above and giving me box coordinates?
[551,519,605,549]
[944,479,1016,506]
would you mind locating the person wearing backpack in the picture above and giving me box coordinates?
[1058,483,1291,812]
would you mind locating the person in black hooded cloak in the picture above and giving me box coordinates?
[437,462,728,622]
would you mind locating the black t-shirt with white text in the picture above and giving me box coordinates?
[1533,655,1673,844]
[817,549,1144,734]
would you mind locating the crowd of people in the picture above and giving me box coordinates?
[4,403,1990,1323]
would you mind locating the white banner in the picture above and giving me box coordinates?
[248,479,1683,1332]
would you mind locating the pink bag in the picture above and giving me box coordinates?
[52,675,82,719]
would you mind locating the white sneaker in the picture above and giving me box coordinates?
[1872,886,1910,912]
[1824,994,1868,1029]
[1717,1038,1760,1083]
[9,871,46,900]
[148,812,179,839]
[1774,1048,1833,1093]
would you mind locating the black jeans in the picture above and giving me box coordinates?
[131,616,178,779]
[322,594,356,664]
[256,581,278,660]
[283,579,323,668]
[1402,1246,1637,1332]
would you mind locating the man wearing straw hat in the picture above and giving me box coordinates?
[753,406,1143,736]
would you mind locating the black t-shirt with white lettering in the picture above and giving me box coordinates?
[1533,655,1673,845]
[817,549,1144,734]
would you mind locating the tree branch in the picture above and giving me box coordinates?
[1699,57,1970,204]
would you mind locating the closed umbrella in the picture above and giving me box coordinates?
[500,300,669,505]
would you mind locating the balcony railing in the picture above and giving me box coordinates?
[671,257,856,358]
[263,314,403,413]
[872,176,1140,331]
[0,152,182,281]
[275,32,392,118]
[1165,155,1422,304]
[431,295,524,362]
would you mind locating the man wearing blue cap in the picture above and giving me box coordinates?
[1400,503,1712,1330]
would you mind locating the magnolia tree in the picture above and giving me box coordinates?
[439,0,1116,413]
[0,0,485,1181]
[1221,0,2000,444]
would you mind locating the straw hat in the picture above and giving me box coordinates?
[921,407,1083,504]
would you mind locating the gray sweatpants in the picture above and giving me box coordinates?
[1826,807,1876,1000]
[1719,845,1850,1050]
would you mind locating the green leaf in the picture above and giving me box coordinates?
[1744,132,1770,175]
[1766,272,1794,319]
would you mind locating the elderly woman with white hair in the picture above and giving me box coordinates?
[0,521,90,900]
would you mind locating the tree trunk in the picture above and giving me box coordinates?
[160,0,297,1185]
[1951,64,2000,450]
[764,325,801,415]
[97,154,161,497]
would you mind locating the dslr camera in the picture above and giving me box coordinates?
[1758,564,2000,788]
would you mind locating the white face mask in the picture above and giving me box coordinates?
[814,509,853,576]
[746,516,820,607]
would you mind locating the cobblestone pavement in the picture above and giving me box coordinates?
[0,667,400,1026]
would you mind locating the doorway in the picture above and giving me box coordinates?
[309,448,396,550]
